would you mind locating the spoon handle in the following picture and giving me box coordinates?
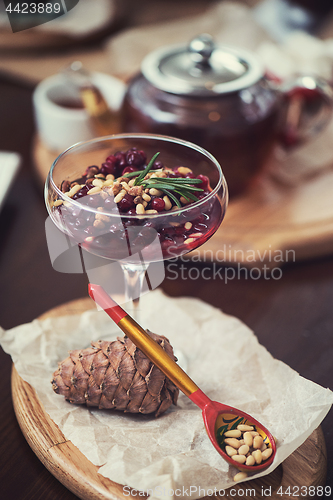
[88,284,200,398]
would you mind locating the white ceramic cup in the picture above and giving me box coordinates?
[33,72,126,151]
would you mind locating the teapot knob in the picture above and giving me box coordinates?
[189,34,215,66]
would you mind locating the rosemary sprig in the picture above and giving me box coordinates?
[133,152,160,186]
[122,152,204,208]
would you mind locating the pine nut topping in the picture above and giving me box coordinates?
[184,238,195,245]
[114,190,126,204]
[184,222,193,230]
[87,186,102,195]
[67,184,81,198]
[163,195,172,210]
[136,204,145,214]
[92,178,104,188]
[177,166,193,175]
[53,199,63,207]
[149,188,163,196]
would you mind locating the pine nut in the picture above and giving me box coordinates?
[232,455,246,464]
[145,209,158,214]
[184,238,195,245]
[225,430,242,438]
[136,204,145,214]
[244,432,253,447]
[223,425,274,467]
[253,435,264,449]
[92,178,104,188]
[252,449,262,464]
[67,184,81,198]
[262,448,273,460]
[149,188,163,196]
[142,193,151,202]
[238,445,249,455]
[106,174,115,180]
[93,220,105,229]
[245,455,255,466]
[53,199,63,207]
[163,195,172,210]
[177,166,192,175]
[180,196,190,205]
[237,425,254,432]
[95,213,109,223]
[100,191,108,200]
[225,446,237,457]
[224,438,241,449]
[103,179,114,187]
[170,222,181,227]
[233,472,248,482]
[87,186,101,195]
[142,201,148,208]
[121,182,130,192]
[184,222,193,231]
[114,190,126,203]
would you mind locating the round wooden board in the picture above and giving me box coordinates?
[34,137,333,268]
[11,297,328,500]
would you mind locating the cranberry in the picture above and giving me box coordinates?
[118,194,135,211]
[126,208,137,216]
[122,166,138,176]
[185,172,195,179]
[196,174,209,190]
[87,195,101,208]
[154,160,164,169]
[150,197,165,212]
[101,161,117,176]
[115,151,127,168]
[126,148,146,167]
[105,154,118,165]
[72,185,89,200]
[104,196,116,209]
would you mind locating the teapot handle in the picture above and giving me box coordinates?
[274,75,333,147]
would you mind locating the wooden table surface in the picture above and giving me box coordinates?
[1,4,333,499]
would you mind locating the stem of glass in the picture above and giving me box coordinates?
[121,261,149,320]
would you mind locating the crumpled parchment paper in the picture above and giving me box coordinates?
[1,290,332,499]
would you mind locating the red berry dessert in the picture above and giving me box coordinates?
[51,148,224,262]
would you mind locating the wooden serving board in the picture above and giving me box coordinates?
[34,137,333,268]
[11,298,328,500]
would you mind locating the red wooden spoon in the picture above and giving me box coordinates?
[88,284,276,473]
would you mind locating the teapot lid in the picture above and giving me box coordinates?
[141,34,264,96]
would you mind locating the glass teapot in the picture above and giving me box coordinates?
[122,34,333,196]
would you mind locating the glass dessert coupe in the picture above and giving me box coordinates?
[45,133,228,308]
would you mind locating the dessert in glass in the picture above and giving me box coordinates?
[45,133,228,308]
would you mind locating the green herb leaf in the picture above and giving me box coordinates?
[134,152,160,186]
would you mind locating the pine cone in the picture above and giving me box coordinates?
[51,330,179,417]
